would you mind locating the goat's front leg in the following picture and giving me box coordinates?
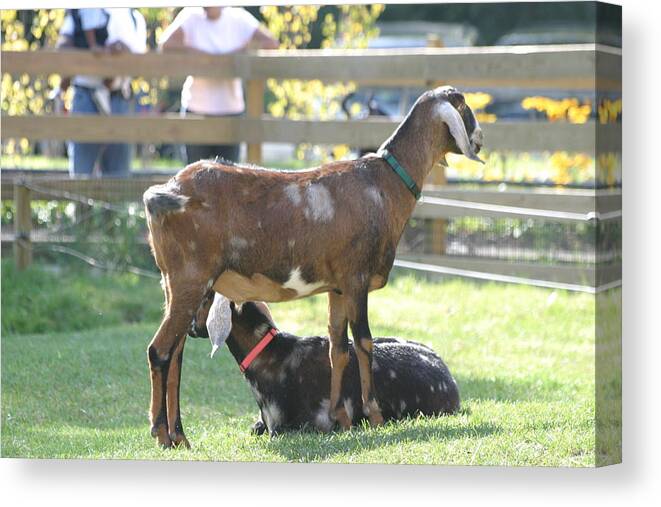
[328,291,352,430]
[147,281,205,448]
[347,290,384,427]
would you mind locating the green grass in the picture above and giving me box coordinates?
[1,262,602,465]
[1,260,163,335]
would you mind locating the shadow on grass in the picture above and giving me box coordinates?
[263,418,501,462]
[455,375,566,402]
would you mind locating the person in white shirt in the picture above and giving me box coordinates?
[57,8,147,176]
[160,6,278,164]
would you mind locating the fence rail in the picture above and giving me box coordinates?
[0,173,621,219]
[2,115,621,153]
[1,44,622,89]
[1,45,621,290]
[0,175,621,291]
[2,44,622,155]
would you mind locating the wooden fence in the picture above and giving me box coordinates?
[1,44,622,290]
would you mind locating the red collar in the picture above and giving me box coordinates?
[239,327,279,373]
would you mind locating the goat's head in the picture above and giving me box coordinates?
[190,293,277,357]
[424,86,484,164]
[228,301,277,340]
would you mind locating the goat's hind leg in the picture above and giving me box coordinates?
[148,279,207,448]
[166,336,189,448]
[347,290,384,427]
[328,292,352,430]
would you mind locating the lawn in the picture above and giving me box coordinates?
[1,262,601,466]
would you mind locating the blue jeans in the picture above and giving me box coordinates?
[68,86,131,177]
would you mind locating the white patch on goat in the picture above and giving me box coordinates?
[304,184,334,222]
[284,184,303,206]
[283,267,326,296]
[230,236,249,250]
[283,347,306,370]
[418,353,436,366]
[439,381,446,392]
[343,398,354,423]
[364,187,383,207]
[389,369,397,380]
[315,398,334,432]
[262,400,282,430]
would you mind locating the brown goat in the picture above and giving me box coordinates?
[143,85,483,448]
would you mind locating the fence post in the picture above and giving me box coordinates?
[426,34,447,256]
[246,78,264,164]
[428,165,448,255]
[14,182,33,270]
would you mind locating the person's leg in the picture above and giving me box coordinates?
[186,143,239,164]
[100,93,131,177]
[185,144,215,165]
[69,86,102,176]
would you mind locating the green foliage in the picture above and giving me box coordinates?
[0,260,163,334]
[1,271,613,465]
[261,4,384,162]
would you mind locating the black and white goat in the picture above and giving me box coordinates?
[143,85,482,447]
[190,294,460,435]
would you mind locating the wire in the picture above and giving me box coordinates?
[393,258,621,294]
[20,180,136,214]
[419,195,621,222]
[41,244,160,280]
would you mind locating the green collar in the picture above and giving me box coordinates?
[378,149,421,200]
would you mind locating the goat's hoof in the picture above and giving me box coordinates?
[368,409,385,427]
[364,400,385,427]
[151,424,173,448]
[369,412,384,427]
[332,406,352,431]
[251,420,267,436]
[169,431,191,449]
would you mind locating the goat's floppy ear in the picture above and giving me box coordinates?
[436,100,484,163]
[207,292,232,358]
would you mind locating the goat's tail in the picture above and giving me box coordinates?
[143,184,189,217]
